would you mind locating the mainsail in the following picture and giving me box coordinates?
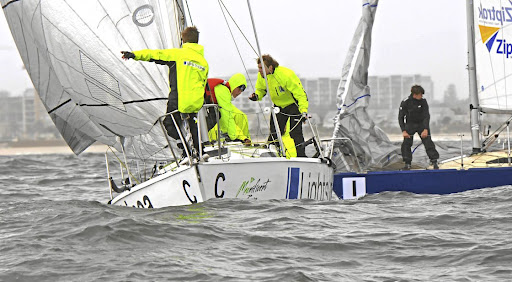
[473,0,512,114]
[331,0,400,172]
[1,0,185,159]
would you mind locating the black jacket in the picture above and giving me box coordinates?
[398,94,431,131]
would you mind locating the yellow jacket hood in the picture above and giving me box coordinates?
[228,73,247,91]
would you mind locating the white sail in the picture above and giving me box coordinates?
[1,0,185,158]
[331,0,400,172]
[473,0,512,113]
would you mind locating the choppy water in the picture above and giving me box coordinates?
[1,142,512,281]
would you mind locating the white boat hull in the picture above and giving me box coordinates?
[110,158,334,208]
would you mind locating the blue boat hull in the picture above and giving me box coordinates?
[334,167,512,199]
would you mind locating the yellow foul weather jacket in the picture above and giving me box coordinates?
[254,66,308,113]
[133,43,209,113]
[208,73,250,141]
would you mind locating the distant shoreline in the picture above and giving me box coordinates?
[0,144,108,156]
[0,134,474,156]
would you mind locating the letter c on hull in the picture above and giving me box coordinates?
[183,180,198,203]
[215,173,225,198]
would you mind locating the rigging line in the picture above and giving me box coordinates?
[217,0,254,91]
[2,0,20,9]
[502,0,509,109]
[218,0,272,140]
[485,26,501,107]
[173,0,187,26]
[171,0,183,41]
[218,0,258,56]
[498,12,507,109]
[184,0,194,26]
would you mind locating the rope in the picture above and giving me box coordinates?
[107,147,141,185]
[217,0,254,91]
[184,0,194,26]
[218,0,258,55]
[216,0,272,144]
[214,2,306,148]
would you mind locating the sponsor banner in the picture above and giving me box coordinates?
[474,0,512,111]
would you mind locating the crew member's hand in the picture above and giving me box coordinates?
[248,93,258,101]
[243,138,252,146]
[301,112,310,124]
[421,129,428,139]
[402,131,411,138]
[121,51,135,60]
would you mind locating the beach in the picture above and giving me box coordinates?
[0,133,476,156]
[0,143,108,156]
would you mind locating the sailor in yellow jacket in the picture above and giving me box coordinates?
[207,73,251,144]
[248,54,309,157]
[121,26,209,156]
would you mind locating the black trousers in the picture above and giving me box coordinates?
[268,104,306,157]
[401,124,439,164]
[163,112,200,155]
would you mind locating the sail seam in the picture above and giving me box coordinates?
[2,0,20,9]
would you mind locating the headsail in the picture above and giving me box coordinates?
[331,0,400,172]
[473,0,512,114]
[1,0,185,158]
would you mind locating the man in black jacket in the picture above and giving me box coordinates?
[398,85,439,170]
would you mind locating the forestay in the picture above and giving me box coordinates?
[331,0,400,172]
[1,0,185,159]
[473,0,512,113]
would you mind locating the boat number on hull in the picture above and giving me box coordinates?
[183,180,198,203]
[342,177,366,200]
[124,195,154,208]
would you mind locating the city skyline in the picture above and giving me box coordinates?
[1,0,469,102]
[0,73,468,143]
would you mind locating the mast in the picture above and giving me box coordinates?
[246,0,285,156]
[466,0,481,153]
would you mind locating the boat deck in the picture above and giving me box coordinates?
[333,150,512,199]
[439,150,512,169]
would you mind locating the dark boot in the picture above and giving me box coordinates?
[431,159,439,170]
[402,163,411,170]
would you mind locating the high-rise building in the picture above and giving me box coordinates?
[367,74,434,122]
[22,89,36,138]
[0,88,56,141]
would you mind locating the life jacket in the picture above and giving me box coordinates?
[204,78,230,104]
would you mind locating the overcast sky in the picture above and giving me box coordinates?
[0,0,469,101]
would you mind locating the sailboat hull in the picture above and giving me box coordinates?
[334,166,512,199]
[110,158,334,208]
